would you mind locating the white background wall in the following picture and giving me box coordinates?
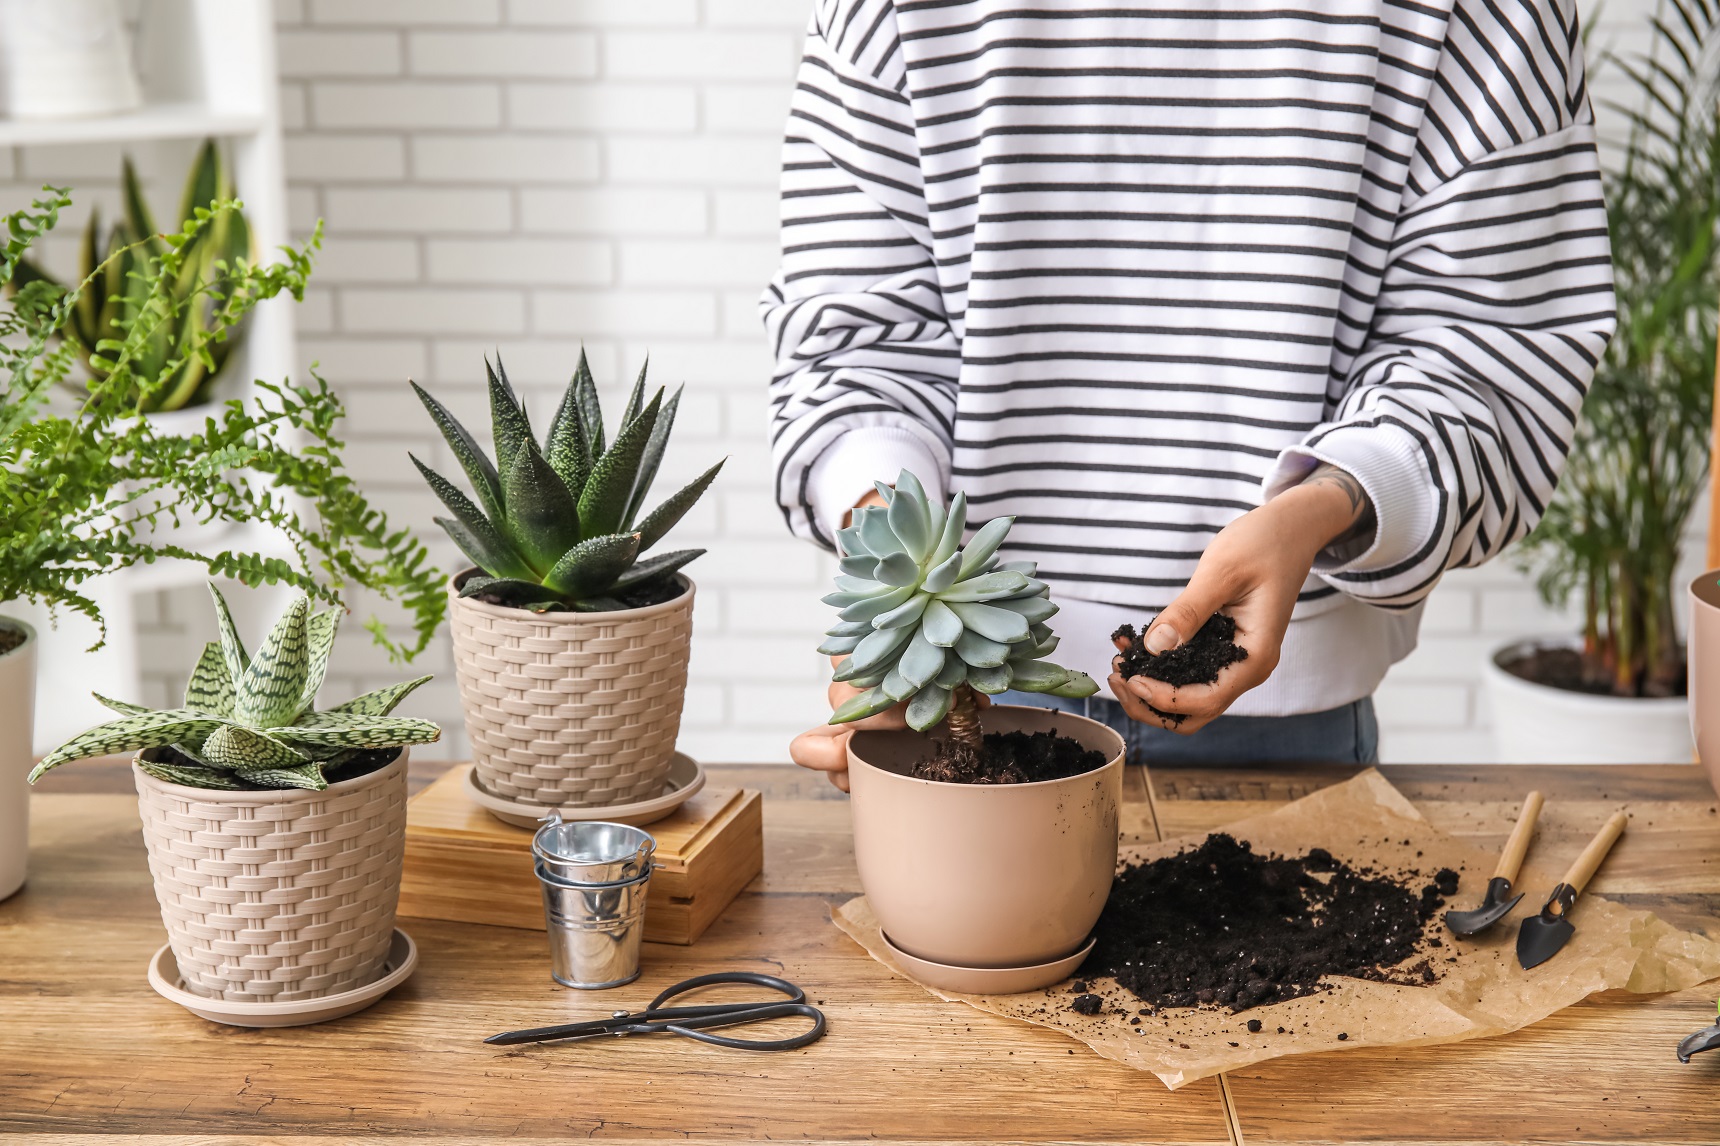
[8,0,1680,765]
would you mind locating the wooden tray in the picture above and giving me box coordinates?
[399,764,763,945]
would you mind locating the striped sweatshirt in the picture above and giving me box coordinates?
[762,0,1615,715]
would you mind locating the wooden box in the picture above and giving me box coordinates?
[398,764,763,945]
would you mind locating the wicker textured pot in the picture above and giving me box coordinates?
[450,572,693,808]
[133,747,408,1001]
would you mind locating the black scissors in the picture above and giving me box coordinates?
[484,972,827,1052]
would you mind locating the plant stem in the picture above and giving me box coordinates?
[944,683,984,750]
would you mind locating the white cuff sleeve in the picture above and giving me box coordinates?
[806,426,949,544]
[1263,423,1438,577]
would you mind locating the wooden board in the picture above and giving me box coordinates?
[398,764,763,945]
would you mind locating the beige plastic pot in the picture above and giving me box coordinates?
[847,704,1125,969]
[449,570,693,809]
[133,746,409,1001]
[0,616,36,901]
[1688,572,1720,797]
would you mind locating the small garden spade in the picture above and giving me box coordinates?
[1445,791,1543,936]
[1516,812,1628,969]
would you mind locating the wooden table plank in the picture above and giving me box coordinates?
[1147,764,1720,1145]
[1,767,1233,1144]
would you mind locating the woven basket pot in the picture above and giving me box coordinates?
[450,571,694,808]
[133,747,409,1002]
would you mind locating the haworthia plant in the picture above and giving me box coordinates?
[412,352,724,612]
[28,584,441,792]
[820,470,1098,742]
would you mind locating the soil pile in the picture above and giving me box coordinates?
[912,728,1104,785]
[1113,613,1249,686]
[1080,833,1454,1012]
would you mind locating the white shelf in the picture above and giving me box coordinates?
[0,102,264,147]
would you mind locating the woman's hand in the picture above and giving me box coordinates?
[1108,463,1373,734]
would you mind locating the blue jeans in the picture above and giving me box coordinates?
[993,690,1379,766]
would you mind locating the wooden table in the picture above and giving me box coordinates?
[7,759,1720,1144]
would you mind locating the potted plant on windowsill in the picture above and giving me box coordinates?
[1495,3,1720,763]
[0,188,444,901]
[412,353,723,816]
[822,471,1124,990]
[28,585,440,1016]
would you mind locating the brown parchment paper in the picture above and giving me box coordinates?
[832,768,1720,1089]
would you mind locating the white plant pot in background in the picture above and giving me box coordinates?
[0,0,141,121]
[1485,635,1691,764]
[0,616,37,900]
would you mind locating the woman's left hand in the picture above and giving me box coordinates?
[1109,463,1374,734]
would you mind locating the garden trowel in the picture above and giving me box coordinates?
[1516,811,1628,970]
[1445,790,1543,936]
[1677,1002,1720,1063]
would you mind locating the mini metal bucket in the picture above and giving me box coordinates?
[532,817,657,989]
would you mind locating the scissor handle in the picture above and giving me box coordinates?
[661,1003,827,1051]
[648,971,806,1010]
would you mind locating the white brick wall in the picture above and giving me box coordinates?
[10,0,1678,766]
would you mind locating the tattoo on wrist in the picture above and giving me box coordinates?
[1303,463,1375,545]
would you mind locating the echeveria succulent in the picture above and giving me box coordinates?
[29,584,441,791]
[820,470,1097,738]
[412,352,723,613]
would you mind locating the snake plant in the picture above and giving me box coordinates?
[412,351,723,612]
[12,139,251,413]
[28,584,441,791]
[820,470,1097,747]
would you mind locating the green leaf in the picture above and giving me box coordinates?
[874,591,930,629]
[234,594,312,728]
[487,355,534,482]
[953,628,1011,669]
[922,551,963,594]
[947,601,1030,644]
[610,547,702,593]
[1003,659,1073,693]
[620,357,650,432]
[874,552,920,587]
[330,675,433,717]
[183,642,235,716]
[838,583,917,623]
[829,686,896,724]
[412,381,504,522]
[633,459,723,553]
[95,693,150,716]
[136,757,247,790]
[898,628,944,690]
[279,711,442,750]
[624,384,681,528]
[545,376,594,498]
[817,633,864,657]
[201,724,310,773]
[410,451,528,568]
[846,623,916,676]
[457,575,567,606]
[991,594,1058,624]
[921,599,963,646]
[887,471,933,561]
[234,761,329,791]
[435,515,537,583]
[857,505,904,556]
[578,390,662,538]
[573,346,605,457]
[543,532,641,599]
[207,582,249,683]
[500,437,583,575]
[1048,671,1100,699]
[936,570,1030,603]
[30,710,231,781]
[968,663,1012,694]
[957,516,1014,579]
[933,656,968,689]
[905,683,953,731]
[299,607,340,712]
[926,491,967,566]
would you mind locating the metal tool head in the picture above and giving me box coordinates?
[1516,883,1578,969]
[1444,876,1524,936]
[1677,1023,1720,1064]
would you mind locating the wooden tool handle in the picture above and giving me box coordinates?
[1493,790,1544,882]
[1561,810,1628,897]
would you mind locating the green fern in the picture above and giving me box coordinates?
[29,584,440,791]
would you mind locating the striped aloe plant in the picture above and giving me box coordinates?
[28,584,441,791]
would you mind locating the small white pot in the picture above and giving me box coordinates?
[0,0,141,120]
[0,616,37,900]
[1485,635,1690,764]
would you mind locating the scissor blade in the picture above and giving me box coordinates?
[485,1017,625,1045]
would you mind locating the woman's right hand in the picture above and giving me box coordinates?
[789,680,911,793]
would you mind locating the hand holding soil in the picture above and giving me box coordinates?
[1109,463,1374,733]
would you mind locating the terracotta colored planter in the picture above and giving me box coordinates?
[133,746,409,1001]
[846,704,1125,969]
[0,616,36,901]
[449,571,694,809]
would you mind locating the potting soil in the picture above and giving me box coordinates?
[1079,832,1455,1012]
[1112,614,1249,723]
[911,728,1104,785]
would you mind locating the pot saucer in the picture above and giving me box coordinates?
[880,931,1096,995]
[464,752,706,828]
[147,928,418,1028]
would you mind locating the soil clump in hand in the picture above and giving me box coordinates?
[1081,833,1449,1013]
[1112,613,1249,724]
[912,728,1104,785]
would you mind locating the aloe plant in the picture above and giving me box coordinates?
[12,139,250,413]
[28,584,441,791]
[412,352,723,612]
[820,470,1098,748]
